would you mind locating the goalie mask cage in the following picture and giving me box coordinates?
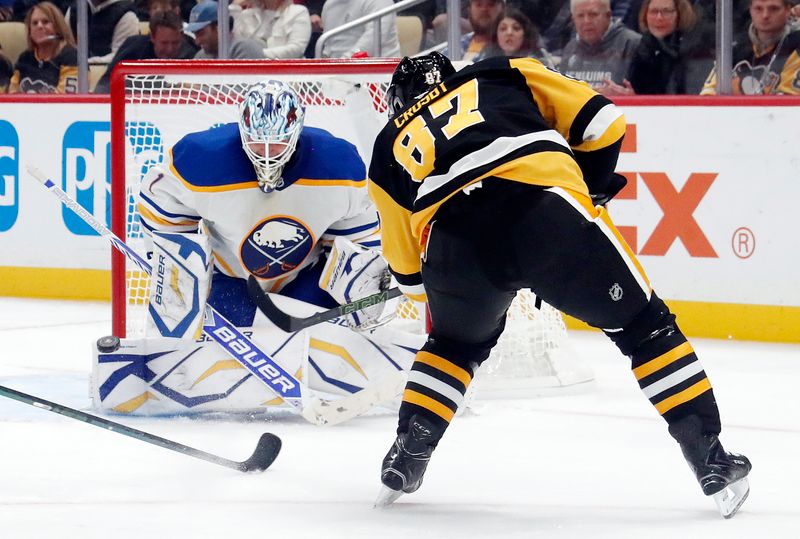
[110,59,593,395]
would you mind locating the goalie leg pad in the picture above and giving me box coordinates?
[92,331,308,415]
[252,299,419,400]
[93,300,421,417]
[146,230,212,339]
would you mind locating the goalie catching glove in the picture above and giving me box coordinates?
[320,237,391,330]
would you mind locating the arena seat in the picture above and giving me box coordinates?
[0,22,28,65]
[396,16,423,57]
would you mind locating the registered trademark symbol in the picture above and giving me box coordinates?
[731,227,755,259]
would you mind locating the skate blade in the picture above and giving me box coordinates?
[713,477,750,519]
[374,485,403,508]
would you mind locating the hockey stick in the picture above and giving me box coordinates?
[0,384,281,472]
[27,166,401,426]
[247,275,403,332]
[301,370,408,426]
[26,165,304,414]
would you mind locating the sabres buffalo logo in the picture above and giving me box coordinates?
[241,216,314,279]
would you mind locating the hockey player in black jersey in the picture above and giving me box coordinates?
[368,52,751,517]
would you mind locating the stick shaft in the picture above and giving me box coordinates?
[248,275,402,332]
[0,385,253,471]
[28,166,395,426]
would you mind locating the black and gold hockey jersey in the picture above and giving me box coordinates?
[701,29,800,95]
[9,45,78,94]
[368,56,626,301]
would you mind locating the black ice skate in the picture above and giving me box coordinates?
[374,415,438,508]
[679,434,752,518]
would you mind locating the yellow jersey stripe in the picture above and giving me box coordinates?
[403,389,455,422]
[655,378,712,414]
[138,203,198,227]
[596,205,651,291]
[415,351,472,387]
[212,253,237,277]
[633,341,695,380]
[294,178,366,187]
[169,149,259,192]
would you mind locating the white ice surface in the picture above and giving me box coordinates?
[0,298,798,538]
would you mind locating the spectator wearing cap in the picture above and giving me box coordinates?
[233,0,311,58]
[187,0,265,58]
[92,10,197,93]
[318,0,400,57]
[66,0,140,64]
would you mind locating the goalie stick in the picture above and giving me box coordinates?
[247,275,403,332]
[27,165,303,413]
[27,166,402,426]
[0,384,281,472]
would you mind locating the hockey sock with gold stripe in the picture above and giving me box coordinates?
[396,349,475,443]
[606,293,721,434]
[631,334,721,432]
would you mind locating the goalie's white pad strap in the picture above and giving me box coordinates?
[146,230,212,339]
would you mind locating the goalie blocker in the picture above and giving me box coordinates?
[319,237,392,330]
[145,229,213,339]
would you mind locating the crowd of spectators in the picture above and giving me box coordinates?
[0,0,797,94]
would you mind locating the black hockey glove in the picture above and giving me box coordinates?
[590,173,628,207]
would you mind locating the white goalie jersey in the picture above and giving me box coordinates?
[137,123,380,293]
[92,122,418,419]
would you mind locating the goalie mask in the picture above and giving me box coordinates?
[239,80,305,193]
[386,52,456,117]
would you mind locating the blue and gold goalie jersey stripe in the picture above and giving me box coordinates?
[138,124,380,291]
[368,57,626,300]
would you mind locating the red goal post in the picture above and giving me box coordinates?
[110,59,399,338]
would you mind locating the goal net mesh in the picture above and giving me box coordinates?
[113,61,592,394]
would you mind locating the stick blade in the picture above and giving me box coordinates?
[26,164,49,184]
[302,371,408,427]
[239,432,282,472]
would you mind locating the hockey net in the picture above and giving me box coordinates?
[110,59,592,395]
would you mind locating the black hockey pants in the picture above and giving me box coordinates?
[398,179,721,442]
[423,179,650,352]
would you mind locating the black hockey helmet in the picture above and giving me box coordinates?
[386,52,456,116]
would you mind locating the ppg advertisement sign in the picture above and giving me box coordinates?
[0,120,19,232]
[61,121,111,236]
